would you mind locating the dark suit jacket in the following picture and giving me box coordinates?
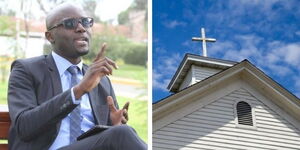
[7,54,118,150]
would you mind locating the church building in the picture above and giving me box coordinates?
[152,29,300,150]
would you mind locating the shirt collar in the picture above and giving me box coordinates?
[52,51,83,76]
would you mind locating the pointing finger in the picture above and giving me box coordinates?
[94,43,107,62]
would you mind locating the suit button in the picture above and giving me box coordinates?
[61,104,67,110]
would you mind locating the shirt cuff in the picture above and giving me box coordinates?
[71,87,81,104]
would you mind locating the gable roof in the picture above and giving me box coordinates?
[167,53,237,93]
[154,59,300,129]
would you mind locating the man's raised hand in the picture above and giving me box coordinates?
[92,43,118,75]
[73,43,118,99]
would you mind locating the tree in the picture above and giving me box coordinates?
[0,16,15,35]
[118,10,129,25]
[132,0,147,10]
[84,33,147,66]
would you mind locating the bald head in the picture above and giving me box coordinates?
[46,3,86,30]
[44,3,92,64]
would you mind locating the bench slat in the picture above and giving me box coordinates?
[0,111,10,150]
[0,144,8,150]
[0,122,10,139]
[0,112,10,122]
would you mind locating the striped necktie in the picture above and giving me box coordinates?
[67,66,83,143]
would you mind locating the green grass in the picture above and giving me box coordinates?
[117,96,148,143]
[112,64,147,84]
[0,81,8,104]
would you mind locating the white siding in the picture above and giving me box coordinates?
[179,65,222,91]
[193,66,220,82]
[179,69,193,91]
[153,88,300,150]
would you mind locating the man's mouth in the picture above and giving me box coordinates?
[74,37,89,46]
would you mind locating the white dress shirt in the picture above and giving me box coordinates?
[49,52,95,150]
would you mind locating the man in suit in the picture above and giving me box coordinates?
[7,3,147,150]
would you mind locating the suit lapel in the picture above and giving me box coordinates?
[96,83,109,125]
[45,54,62,96]
[45,54,63,133]
[83,65,109,125]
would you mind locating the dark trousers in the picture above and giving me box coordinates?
[59,125,147,150]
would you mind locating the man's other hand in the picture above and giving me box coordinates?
[107,96,130,125]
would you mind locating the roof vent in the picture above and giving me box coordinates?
[237,101,253,126]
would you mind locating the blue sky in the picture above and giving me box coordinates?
[152,0,300,103]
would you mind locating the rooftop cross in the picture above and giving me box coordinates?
[192,28,216,57]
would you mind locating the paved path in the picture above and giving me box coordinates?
[110,76,148,101]
[112,83,147,100]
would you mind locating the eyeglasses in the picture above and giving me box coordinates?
[47,17,94,31]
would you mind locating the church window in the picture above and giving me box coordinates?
[236,101,253,126]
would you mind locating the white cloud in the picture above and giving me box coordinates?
[209,41,236,56]
[265,41,283,63]
[181,40,190,47]
[220,34,262,62]
[284,44,300,65]
[209,34,299,80]
[159,13,169,19]
[296,31,300,36]
[239,0,280,8]
[268,64,292,76]
[266,53,280,64]
[222,48,261,62]
[268,42,300,66]
[154,47,167,54]
[153,53,182,90]
[259,42,300,76]
[235,35,263,47]
[153,71,170,91]
[159,53,181,73]
[208,35,300,75]
[163,20,187,29]
[181,40,200,54]
[153,37,159,43]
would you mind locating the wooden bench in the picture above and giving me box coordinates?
[0,112,10,150]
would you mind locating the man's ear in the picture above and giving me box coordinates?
[45,31,55,44]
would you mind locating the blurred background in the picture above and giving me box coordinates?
[0,0,147,143]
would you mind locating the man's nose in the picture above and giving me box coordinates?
[75,23,86,33]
